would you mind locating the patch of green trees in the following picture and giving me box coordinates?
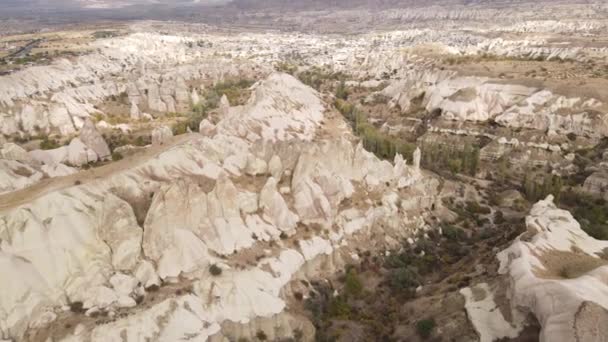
[297,67,348,91]
[560,190,608,240]
[421,142,480,176]
[335,99,417,161]
[523,173,563,202]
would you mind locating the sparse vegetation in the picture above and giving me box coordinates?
[111,151,124,161]
[335,80,349,100]
[109,91,129,105]
[343,267,363,298]
[105,133,151,152]
[275,61,298,75]
[209,264,223,276]
[335,98,417,161]
[212,78,255,105]
[92,31,119,39]
[255,330,267,341]
[559,190,608,240]
[296,66,348,91]
[39,136,61,150]
[421,142,480,176]
[171,121,189,135]
[69,301,85,313]
[416,318,436,339]
[441,53,564,66]
[442,225,466,241]
[523,173,563,202]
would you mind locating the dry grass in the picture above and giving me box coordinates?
[533,249,608,279]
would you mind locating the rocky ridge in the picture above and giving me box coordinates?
[0,73,436,341]
[461,196,608,342]
[1,20,606,140]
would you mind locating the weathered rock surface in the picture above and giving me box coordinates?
[463,196,608,342]
[79,120,111,160]
[151,125,173,146]
[583,171,608,200]
[380,72,606,138]
[0,74,436,341]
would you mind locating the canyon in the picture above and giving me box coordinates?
[1,1,608,341]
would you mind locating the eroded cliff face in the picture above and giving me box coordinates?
[0,73,439,341]
[1,12,608,341]
[0,32,263,139]
[0,19,605,140]
[461,196,608,342]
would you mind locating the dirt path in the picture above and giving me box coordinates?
[0,133,199,213]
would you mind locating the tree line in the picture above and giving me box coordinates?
[335,98,480,176]
[421,143,480,176]
[523,173,563,202]
[335,99,417,161]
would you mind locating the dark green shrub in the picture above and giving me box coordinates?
[442,225,465,241]
[344,268,363,298]
[494,210,505,224]
[209,264,222,276]
[134,135,149,146]
[466,201,491,215]
[335,80,349,100]
[112,152,123,161]
[255,330,267,341]
[560,190,608,240]
[389,266,420,291]
[172,122,189,135]
[327,295,351,318]
[69,301,84,313]
[293,329,304,341]
[416,318,436,339]
[40,137,61,150]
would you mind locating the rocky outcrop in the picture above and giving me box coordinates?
[199,119,217,136]
[463,196,608,342]
[380,72,606,138]
[0,32,260,138]
[0,20,605,140]
[130,102,141,120]
[460,283,525,342]
[0,159,44,194]
[0,143,78,194]
[23,122,110,169]
[80,119,111,160]
[0,74,437,341]
[583,171,608,200]
[151,125,173,146]
[216,73,324,142]
[0,187,145,339]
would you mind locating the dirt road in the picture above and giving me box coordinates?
[0,133,199,213]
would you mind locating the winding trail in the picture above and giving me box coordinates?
[0,133,198,213]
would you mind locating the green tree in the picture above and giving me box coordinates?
[447,158,462,174]
[335,80,349,100]
[344,268,363,298]
[523,173,536,201]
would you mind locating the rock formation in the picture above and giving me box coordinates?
[462,196,608,342]
[80,119,111,160]
[0,73,435,341]
[1,11,607,341]
[151,125,173,146]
